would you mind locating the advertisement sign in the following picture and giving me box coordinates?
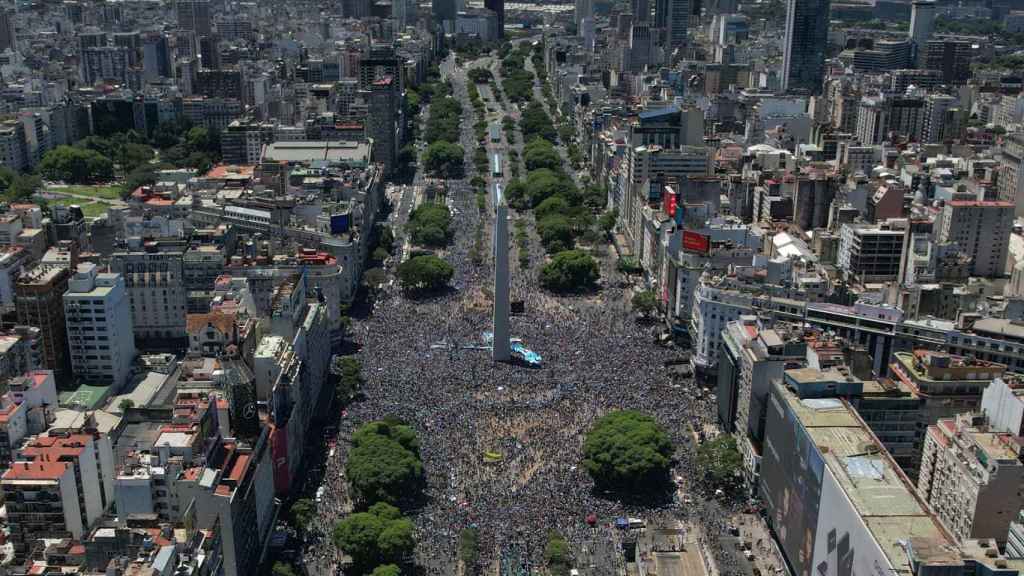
[663,189,677,218]
[761,387,825,576]
[682,230,710,254]
[812,467,892,576]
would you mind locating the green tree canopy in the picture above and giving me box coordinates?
[537,214,575,254]
[523,137,561,171]
[407,203,452,248]
[695,434,743,486]
[290,498,316,531]
[331,355,364,402]
[272,562,299,576]
[39,145,115,184]
[346,420,425,506]
[397,255,454,293]
[520,101,557,143]
[544,531,573,576]
[371,565,402,576]
[598,209,618,235]
[540,250,599,292]
[632,290,658,318]
[582,410,673,496]
[333,502,415,574]
[468,67,493,83]
[423,141,465,178]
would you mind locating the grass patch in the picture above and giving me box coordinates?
[57,185,123,200]
[52,197,111,218]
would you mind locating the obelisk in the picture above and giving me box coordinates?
[493,182,511,362]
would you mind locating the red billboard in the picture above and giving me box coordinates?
[269,425,290,495]
[682,231,710,254]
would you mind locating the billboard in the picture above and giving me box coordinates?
[812,466,891,576]
[682,230,710,254]
[761,385,825,576]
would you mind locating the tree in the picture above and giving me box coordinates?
[598,210,617,236]
[695,434,743,487]
[397,255,454,293]
[39,145,115,183]
[376,225,395,254]
[364,267,388,292]
[290,498,316,532]
[407,204,452,248]
[537,215,575,254]
[582,410,673,496]
[123,167,156,197]
[272,562,299,576]
[346,420,425,506]
[632,290,658,318]
[118,399,135,412]
[540,250,599,292]
[118,143,155,173]
[544,532,573,576]
[371,565,402,576]
[332,356,364,402]
[467,67,493,83]
[458,527,480,568]
[333,501,415,573]
[6,174,40,201]
[523,138,561,171]
[423,141,465,178]
[520,101,557,143]
[616,256,642,275]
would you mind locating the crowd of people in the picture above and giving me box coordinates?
[299,54,768,576]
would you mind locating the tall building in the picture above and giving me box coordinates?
[142,32,172,80]
[80,46,131,85]
[909,1,935,65]
[760,377,965,576]
[177,0,212,36]
[432,0,457,26]
[366,76,399,176]
[781,0,830,94]
[934,200,1013,278]
[634,0,651,21]
[2,462,83,559]
[921,93,965,144]
[15,264,70,380]
[110,247,188,344]
[484,0,504,38]
[575,0,593,29]
[998,132,1024,217]
[918,412,1024,545]
[63,263,136,391]
[0,9,15,52]
[889,350,1006,425]
[0,119,28,172]
[925,39,973,84]
[663,0,688,49]
[837,222,905,284]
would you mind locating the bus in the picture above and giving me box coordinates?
[491,152,503,177]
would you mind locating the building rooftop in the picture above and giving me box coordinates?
[262,140,371,164]
[777,384,954,573]
[2,461,68,482]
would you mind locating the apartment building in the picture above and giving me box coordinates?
[110,246,188,345]
[918,412,1024,545]
[2,461,81,558]
[889,350,1005,424]
[934,200,1013,278]
[15,264,71,380]
[63,263,136,391]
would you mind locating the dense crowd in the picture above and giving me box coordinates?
[300,54,763,576]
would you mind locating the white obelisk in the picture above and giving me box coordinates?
[493,182,511,362]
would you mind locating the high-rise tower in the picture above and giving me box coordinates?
[781,0,830,94]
